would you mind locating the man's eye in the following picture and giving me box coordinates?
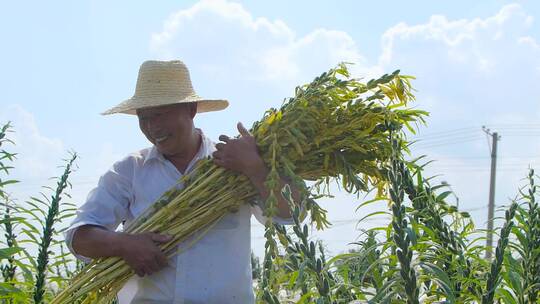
[141,113,160,120]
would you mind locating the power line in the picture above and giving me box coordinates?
[412,155,540,160]
[431,161,540,168]
[413,132,483,143]
[501,133,540,137]
[412,126,480,138]
[414,134,484,145]
[413,137,485,149]
[485,123,540,128]
[412,124,540,143]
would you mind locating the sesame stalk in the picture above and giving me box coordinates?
[481,202,518,304]
[33,153,77,304]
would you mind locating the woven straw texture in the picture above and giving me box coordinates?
[102,60,228,115]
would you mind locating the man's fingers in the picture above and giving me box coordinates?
[237,122,251,137]
[151,233,172,243]
[148,258,161,273]
[218,135,230,143]
[213,157,226,167]
[156,253,168,268]
[215,143,225,151]
[212,151,223,160]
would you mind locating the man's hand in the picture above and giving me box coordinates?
[72,226,173,277]
[212,122,267,178]
[118,232,172,277]
[213,122,300,219]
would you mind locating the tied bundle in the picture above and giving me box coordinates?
[52,64,426,303]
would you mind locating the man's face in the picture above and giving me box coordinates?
[137,103,197,157]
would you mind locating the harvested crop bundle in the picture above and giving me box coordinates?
[52,64,426,303]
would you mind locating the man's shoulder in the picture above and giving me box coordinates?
[118,147,152,162]
[110,147,154,172]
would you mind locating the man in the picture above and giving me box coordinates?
[65,60,299,303]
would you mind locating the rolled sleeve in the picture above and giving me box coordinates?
[64,220,105,263]
[64,161,133,262]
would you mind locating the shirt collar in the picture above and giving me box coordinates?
[144,145,165,166]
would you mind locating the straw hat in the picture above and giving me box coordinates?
[102,60,229,115]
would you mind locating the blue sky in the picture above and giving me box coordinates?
[2,0,540,257]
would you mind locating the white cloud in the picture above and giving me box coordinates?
[149,0,385,145]
[378,4,540,118]
[377,3,540,189]
[150,0,369,87]
[0,105,136,208]
[0,105,65,182]
[151,1,540,125]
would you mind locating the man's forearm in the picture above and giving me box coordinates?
[247,165,301,219]
[71,225,125,259]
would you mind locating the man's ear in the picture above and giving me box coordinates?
[189,103,197,119]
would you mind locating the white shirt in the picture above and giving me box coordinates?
[65,130,292,304]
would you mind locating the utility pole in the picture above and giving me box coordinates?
[482,126,500,260]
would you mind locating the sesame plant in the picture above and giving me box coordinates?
[502,169,540,304]
[0,122,80,304]
[257,140,539,303]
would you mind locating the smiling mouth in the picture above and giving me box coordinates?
[154,135,170,144]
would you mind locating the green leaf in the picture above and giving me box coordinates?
[436,190,452,202]
[0,179,18,187]
[287,271,299,289]
[0,282,22,296]
[420,262,456,303]
[496,288,517,304]
[0,246,22,259]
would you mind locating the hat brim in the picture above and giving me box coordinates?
[101,96,229,115]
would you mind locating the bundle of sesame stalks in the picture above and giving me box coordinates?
[52,63,427,303]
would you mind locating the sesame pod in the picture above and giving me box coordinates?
[300,243,308,255]
[322,277,330,295]
[309,241,316,258]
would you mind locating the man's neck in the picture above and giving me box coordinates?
[164,130,202,174]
